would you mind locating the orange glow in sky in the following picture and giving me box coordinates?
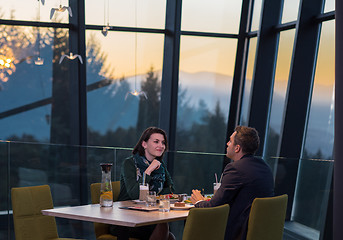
[0,0,335,87]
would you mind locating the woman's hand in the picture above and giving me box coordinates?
[145,159,161,175]
[190,189,205,204]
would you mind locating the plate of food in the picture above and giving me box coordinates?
[170,202,194,210]
[157,194,179,203]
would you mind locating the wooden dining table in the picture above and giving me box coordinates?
[41,200,190,227]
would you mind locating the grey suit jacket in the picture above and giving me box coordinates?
[196,155,274,240]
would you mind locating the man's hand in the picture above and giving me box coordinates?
[145,159,161,175]
[190,189,205,204]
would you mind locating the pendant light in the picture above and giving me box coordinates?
[50,0,72,20]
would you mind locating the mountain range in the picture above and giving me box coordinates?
[0,68,334,158]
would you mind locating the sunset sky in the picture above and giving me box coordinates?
[0,0,335,87]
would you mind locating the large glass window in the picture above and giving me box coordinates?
[240,37,257,126]
[250,0,263,31]
[176,36,237,153]
[264,29,296,172]
[0,106,51,142]
[292,20,334,235]
[85,0,166,29]
[0,26,69,143]
[0,0,69,23]
[324,0,335,13]
[303,21,334,160]
[281,0,300,23]
[0,26,54,112]
[181,0,242,34]
[86,31,164,147]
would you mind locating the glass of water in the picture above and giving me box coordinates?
[159,195,170,212]
[146,191,156,206]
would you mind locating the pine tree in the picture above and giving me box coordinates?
[136,66,160,135]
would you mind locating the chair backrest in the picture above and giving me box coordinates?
[90,181,120,239]
[182,204,230,240]
[11,185,59,240]
[246,194,288,240]
[90,181,120,204]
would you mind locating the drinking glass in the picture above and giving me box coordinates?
[146,191,156,206]
[178,194,187,202]
[139,183,149,201]
[100,163,113,207]
[159,195,170,212]
[213,182,221,196]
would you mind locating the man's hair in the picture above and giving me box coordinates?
[233,126,260,155]
[132,127,168,161]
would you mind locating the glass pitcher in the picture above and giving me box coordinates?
[100,163,113,207]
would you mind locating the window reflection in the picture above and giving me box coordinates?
[0,142,7,213]
[176,36,236,153]
[0,105,51,142]
[0,26,54,101]
[0,26,67,143]
[173,152,224,195]
[240,37,257,126]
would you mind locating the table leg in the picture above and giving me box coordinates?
[117,226,129,240]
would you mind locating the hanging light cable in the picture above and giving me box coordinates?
[126,0,147,100]
[102,0,111,36]
[35,0,44,65]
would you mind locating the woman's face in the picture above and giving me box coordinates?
[142,133,166,161]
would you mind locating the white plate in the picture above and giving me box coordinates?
[132,199,146,204]
[170,203,194,210]
[169,198,179,203]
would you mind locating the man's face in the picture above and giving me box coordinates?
[226,131,237,159]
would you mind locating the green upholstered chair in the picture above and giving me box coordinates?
[91,181,120,205]
[11,184,81,240]
[182,204,230,240]
[246,194,288,240]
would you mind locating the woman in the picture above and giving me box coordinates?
[110,127,175,240]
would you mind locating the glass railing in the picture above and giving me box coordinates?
[0,141,333,240]
[266,155,333,240]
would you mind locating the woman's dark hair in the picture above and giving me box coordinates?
[132,127,168,161]
[233,126,260,155]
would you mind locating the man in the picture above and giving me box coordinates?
[190,126,274,240]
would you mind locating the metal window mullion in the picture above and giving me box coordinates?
[69,0,88,205]
[275,0,325,220]
[334,0,343,238]
[159,0,182,176]
[224,0,252,169]
[69,0,87,147]
[247,0,283,156]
